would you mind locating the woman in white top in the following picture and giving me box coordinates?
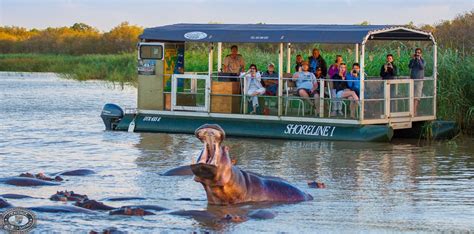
[241,64,265,114]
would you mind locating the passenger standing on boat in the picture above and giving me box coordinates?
[331,63,359,118]
[223,45,246,74]
[346,63,361,96]
[380,54,397,79]
[261,63,279,96]
[292,61,320,114]
[308,49,328,77]
[409,48,425,116]
[242,64,265,114]
[328,55,344,78]
[295,54,304,72]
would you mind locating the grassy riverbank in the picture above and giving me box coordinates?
[0,51,472,133]
[0,53,137,83]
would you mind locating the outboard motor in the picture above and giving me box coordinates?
[101,103,124,130]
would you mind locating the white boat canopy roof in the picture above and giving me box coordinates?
[139,24,434,44]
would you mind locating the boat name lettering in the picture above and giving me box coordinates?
[284,124,336,137]
[143,116,161,122]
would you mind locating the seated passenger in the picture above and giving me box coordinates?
[346,63,361,96]
[295,54,303,72]
[328,55,343,78]
[292,61,320,115]
[241,64,265,114]
[380,54,397,79]
[314,67,324,94]
[223,45,245,74]
[261,63,279,96]
[331,63,359,118]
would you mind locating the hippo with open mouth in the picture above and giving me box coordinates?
[191,124,313,205]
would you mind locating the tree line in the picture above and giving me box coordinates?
[0,22,142,55]
[0,10,472,55]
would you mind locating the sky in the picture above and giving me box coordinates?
[0,0,473,31]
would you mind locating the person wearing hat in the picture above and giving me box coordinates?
[261,62,279,96]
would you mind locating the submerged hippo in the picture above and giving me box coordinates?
[0,177,61,186]
[161,165,194,176]
[0,194,35,199]
[52,169,96,176]
[0,198,13,209]
[50,190,88,202]
[191,124,313,205]
[19,172,63,182]
[28,205,97,214]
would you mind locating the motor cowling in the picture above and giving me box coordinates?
[101,103,124,130]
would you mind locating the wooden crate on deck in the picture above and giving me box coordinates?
[211,81,241,113]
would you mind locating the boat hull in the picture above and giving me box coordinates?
[114,113,394,142]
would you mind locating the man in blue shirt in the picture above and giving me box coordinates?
[346,63,361,97]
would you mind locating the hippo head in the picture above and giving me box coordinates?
[191,124,232,185]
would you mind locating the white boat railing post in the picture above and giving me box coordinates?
[243,72,248,114]
[319,78,324,117]
[208,43,213,113]
[278,43,284,117]
[286,43,291,73]
[208,43,213,76]
[171,74,177,112]
[432,36,437,117]
[355,43,359,62]
[359,43,365,122]
[217,42,222,72]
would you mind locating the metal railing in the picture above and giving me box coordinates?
[165,73,436,123]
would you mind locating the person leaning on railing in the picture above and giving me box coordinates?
[409,48,425,116]
[241,64,265,114]
[331,63,359,118]
[292,61,320,115]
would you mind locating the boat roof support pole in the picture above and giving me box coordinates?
[217,42,222,72]
[208,43,214,113]
[433,38,437,117]
[278,43,284,116]
[208,43,214,76]
[286,43,291,73]
[359,42,365,122]
[355,44,359,62]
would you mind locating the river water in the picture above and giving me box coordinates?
[0,73,473,233]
